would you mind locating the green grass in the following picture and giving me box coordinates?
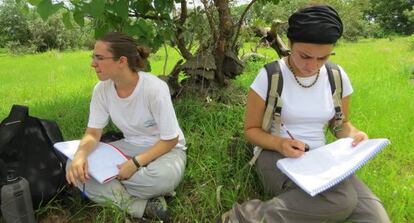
[1,37,413,222]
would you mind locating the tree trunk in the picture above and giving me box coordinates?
[214,0,233,86]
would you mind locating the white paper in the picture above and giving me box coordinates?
[276,138,390,196]
[54,140,128,184]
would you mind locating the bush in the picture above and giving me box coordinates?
[5,41,37,54]
[0,1,31,48]
[0,0,94,54]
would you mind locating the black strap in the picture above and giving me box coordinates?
[39,119,67,164]
[0,105,28,154]
[0,158,7,185]
[39,119,64,145]
[325,61,342,97]
[264,61,283,106]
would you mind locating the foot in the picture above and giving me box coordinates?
[144,196,169,221]
[217,211,231,223]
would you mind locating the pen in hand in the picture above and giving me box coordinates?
[281,124,310,152]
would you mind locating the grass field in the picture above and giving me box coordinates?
[0,37,413,222]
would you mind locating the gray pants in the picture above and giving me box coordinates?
[226,150,390,223]
[66,140,186,218]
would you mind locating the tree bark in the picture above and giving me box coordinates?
[201,0,218,43]
[176,0,192,60]
[214,0,233,86]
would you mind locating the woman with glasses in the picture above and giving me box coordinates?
[220,4,390,223]
[66,32,186,221]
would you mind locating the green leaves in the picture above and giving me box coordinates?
[88,0,106,18]
[154,0,174,17]
[94,19,112,39]
[154,0,173,12]
[62,12,73,29]
[27,0,42,5]
[132,0,153,15]
[36,0,64,21]
[73,9,85,27]
[112,0,129,19]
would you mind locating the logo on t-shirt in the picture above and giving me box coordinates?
[144,119,156,128]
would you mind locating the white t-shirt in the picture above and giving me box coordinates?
[251,59,353,149]
[87,72,186,155]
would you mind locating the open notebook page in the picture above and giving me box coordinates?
[276,138,390,196]
[54,140,128,184]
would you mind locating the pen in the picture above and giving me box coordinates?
[80,183,87,199]
[281,124,310,152]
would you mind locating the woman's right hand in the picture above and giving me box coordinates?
[66,151,90,185]
[278,138,306,158]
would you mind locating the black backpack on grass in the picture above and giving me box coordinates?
[0,105,67,209]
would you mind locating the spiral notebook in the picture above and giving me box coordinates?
[276,138,390,196]
[54,140,128,184]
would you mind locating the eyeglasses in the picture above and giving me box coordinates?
[91,54,118,62]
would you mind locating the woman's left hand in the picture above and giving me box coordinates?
[352,131,369,147]
[117,160,138,180]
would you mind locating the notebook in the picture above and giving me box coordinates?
[54,140,128,184]
[276,138,390,196]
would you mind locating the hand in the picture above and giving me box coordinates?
[117,159,139,180]
[66,151,89,185]
[278,138,306,158]
[352,131,369,146]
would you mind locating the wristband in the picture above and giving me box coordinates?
[131,156,141,169]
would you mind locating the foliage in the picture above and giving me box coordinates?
[404,5,414,27]
[27,0,282,88]
[365,0,414,35]
[0,0,94,54]
[26,13,94,52]
[5,41,37,54]
[322,0,374,41]
[0,0,31,48]
[240,0,381,41]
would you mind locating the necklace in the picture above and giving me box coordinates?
[287,56,320,88]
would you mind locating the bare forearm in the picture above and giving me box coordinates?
[135,137,178,166]
[335,121,365,138]
[75,128,102,157]
[245,128,282,152]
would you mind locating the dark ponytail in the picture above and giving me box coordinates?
[99,32,151,72]
[136,45,150,69]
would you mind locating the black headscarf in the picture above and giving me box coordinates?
[287,5,343,44]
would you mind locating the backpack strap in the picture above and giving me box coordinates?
[325,61,344,133]
[249,61,283,166]
[0,105,28,155]
[0,158,7,185]
[39,119,67,165]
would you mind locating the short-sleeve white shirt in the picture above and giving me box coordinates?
[87,72,186,154]
[250,59,353,149]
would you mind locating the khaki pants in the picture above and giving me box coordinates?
[226,150,390,223]
[66,140,186,218]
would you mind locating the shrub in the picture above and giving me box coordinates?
[5,41,37,55]
[0,0,94,54]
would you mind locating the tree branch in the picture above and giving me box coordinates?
[232,0,258,49]
[175,0,192,60]
[168,59,184,98]
[201,0,218,43]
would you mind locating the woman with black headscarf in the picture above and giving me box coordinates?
[220,4,390,223]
